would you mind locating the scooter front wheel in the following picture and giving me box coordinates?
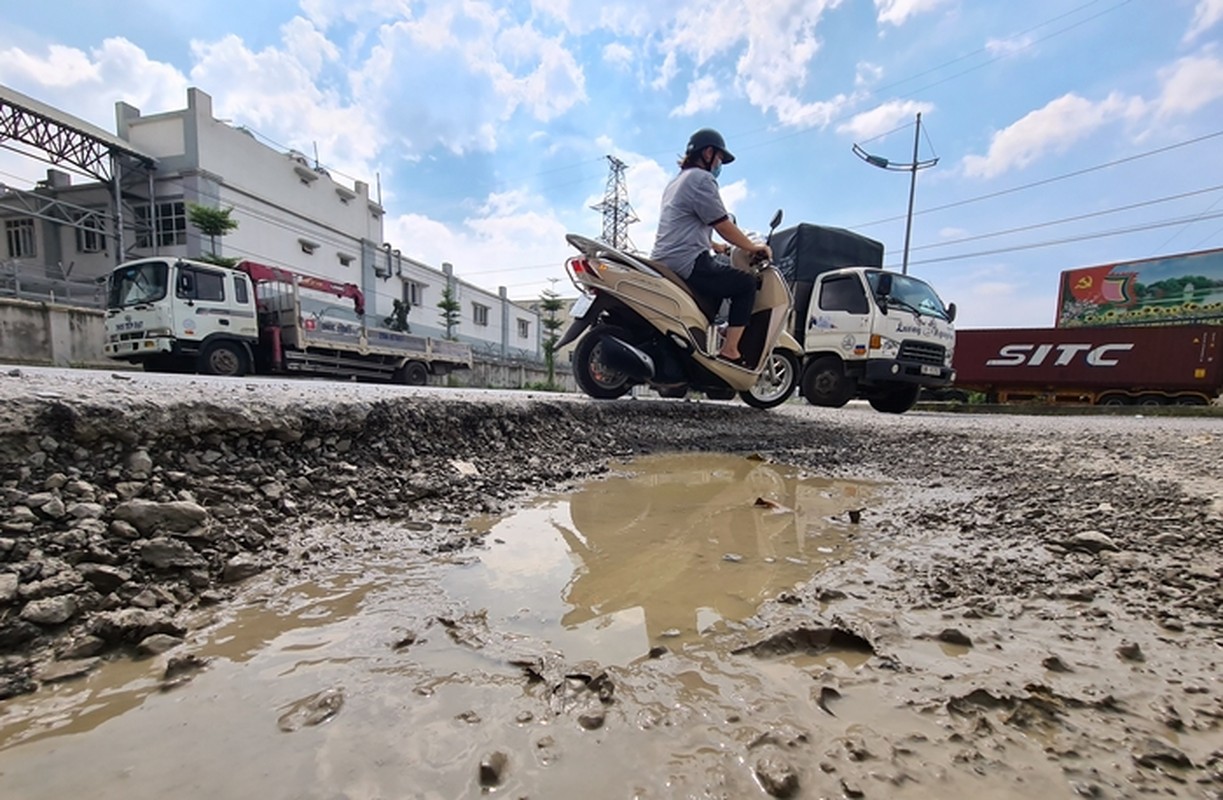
[740,350,799,409]
[573,325,634,399]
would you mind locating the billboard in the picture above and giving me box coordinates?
[1057,247,1223,328]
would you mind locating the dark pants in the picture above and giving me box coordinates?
[687,251,756,326]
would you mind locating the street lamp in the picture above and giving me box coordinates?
[852,112,939,275]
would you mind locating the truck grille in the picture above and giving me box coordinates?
[899,340,946,366]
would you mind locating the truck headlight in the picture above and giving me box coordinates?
[144,327,172,337]
[944,346,954,367]
[870,335,901,356]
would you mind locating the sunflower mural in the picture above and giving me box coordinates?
[1057,248,1223,328]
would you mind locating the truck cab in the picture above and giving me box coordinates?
[104,258,258,373]
[772,224,956,413]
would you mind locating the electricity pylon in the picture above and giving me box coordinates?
[590,155,638,251]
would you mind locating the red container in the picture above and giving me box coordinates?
[953,325,1222,402]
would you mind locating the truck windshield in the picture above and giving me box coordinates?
[108,261,169,308]
[866,271,951,321]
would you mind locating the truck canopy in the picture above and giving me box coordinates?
[771,223,884,284]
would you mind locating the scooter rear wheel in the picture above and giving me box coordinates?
[573,325,634,399]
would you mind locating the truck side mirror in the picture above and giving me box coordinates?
[875,273,892,314]
[947,302,957,323]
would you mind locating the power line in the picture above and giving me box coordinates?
[894,210,1223,269]
[908,184,1223,252]
[851,128,1223,229]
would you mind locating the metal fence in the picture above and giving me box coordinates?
[0,261,105,309]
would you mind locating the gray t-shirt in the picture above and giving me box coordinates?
[649,168,729,279]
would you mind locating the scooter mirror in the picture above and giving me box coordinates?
[769,209,783,231]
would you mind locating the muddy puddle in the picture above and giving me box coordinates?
[446,453,869,663]
[0,453,1192,799]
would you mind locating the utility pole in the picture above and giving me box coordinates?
[852,113,939,275]
[590,155,639,251]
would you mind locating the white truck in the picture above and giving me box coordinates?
[103,257,471,384]
[772,224,956,414]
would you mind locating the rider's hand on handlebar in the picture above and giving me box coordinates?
[750,243,772,264]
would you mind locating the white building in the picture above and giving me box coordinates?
[0,85,540,360]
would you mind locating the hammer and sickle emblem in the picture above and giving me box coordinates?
[1075,276,1093,290]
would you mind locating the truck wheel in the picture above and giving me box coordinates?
[1136,394,1166,407]
[573,325,633,399]
[800,356,854,408]
[1175,394,1208,406]
[1097,394,1130,407]
[199,341,248,377]
[868,384,920,414]
[740,350,799,409]
[396,362,429,386]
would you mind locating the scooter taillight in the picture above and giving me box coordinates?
[568,257,592,274]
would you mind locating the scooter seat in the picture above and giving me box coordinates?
[618,254,722,322]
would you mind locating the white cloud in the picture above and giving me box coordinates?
[855,61,883,87]
[837,99,934,141]
[962,92,1145,178]
[1154,53,1223,118]
[938,226,969,239]
[985,34,1033,57]
[384,188,573,296]
[188,34,382,182]
[962,52,1223,178]
[874,0,951,27]
[1185,0,1223,42]
[0,38,188,131]
[670,75,722,117]
[280,16,340,75]
[603,42,634,70]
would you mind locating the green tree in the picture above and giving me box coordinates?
[438,284,461,341]
[188,203,239,267]
[539,288,566,388]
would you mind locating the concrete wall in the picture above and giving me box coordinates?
[0,297,575,391]
[0,299,108,366]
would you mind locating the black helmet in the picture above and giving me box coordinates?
[686,128,735,164]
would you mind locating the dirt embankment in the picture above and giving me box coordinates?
[0,368,1220,797]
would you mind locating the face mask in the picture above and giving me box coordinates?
[711,162,722,179]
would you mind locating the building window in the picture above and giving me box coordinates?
[518,319,530,338]
[134,201,187,248]
[74,213,106,254]
[403,280,425,307]
[473,303,489,327]
[338,253,354,267]
[4,218,36,258]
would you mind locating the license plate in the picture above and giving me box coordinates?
[571,293,594,319]
[921,364,941,376]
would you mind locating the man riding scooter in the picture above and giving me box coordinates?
[650,128,771,366]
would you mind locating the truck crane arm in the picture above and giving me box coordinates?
[236,259,366,316]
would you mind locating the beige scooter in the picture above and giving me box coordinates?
[557,210,803,409]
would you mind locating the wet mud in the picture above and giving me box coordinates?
[0,373,1220,798]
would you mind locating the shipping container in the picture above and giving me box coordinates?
[951,325,1222,406]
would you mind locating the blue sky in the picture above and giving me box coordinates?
[1,0,1221,328]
